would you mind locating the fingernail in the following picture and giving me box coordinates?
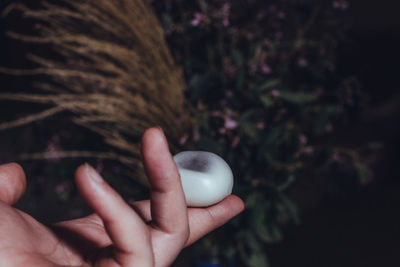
[85,163,103,183]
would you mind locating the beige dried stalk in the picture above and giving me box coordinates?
[0,0,193,184]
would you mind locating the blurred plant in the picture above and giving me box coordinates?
[152,0,369,265]
[0,0,192,185]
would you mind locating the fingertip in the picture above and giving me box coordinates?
[74,163,87,183]
[141,127,179,191]
[226,195,245,214]
[184,195,245,246]
[74,163,92,191]
[74,166,152,260]
[0,162,27,205]
[141,127,167,151]
[2,162,26,180]
[208,195,245,220]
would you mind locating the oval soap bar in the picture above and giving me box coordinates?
[173,151,233,207]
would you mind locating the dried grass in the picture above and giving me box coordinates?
[0,0,193,183]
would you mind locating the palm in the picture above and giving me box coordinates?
[0,128,244,267]
[0,204,91,266]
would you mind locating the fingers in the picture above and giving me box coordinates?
[130,195,245,246]
[0,163,26,205]
[141,128,189,238]
[75,164,154,266]
[185,195,244,246]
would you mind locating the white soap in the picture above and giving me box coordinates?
[173,151,233,207]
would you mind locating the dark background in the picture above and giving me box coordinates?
[1,1,400,266]
[265,1,400,266]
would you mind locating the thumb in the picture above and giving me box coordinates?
[0,163,27,205]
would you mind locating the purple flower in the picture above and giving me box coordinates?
[45,135,61,162]
[256,11,266,20]
[56,183,67,194]
[191,13,204,26]
[223,18,230,27]
[255,121,265,129]
[193,128,201,142]
[197,100,205,110]
[221,3,230,14]
[333,1,341,8]
[55,181,72,194]
[219,127,228,135]
[232,136,240,148]
[225,118,238,130]
[303,146,314,155]
[333,1,349,10]
[246,32,255,41]
[263,39,271,47]
[331,151,340,161]
[249,62,258,74]
[271,89,280,97]
[96,159,104,174]
[214,3,230,27]
[211,110,222,117]
[261,63,271,74]
[225,90,233,98]
[299,134,307,145]
[179,134,189,145]
[297,57,308,67]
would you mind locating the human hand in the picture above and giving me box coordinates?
[0,128,244,266]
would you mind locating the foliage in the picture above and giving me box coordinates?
[152,0,367,265]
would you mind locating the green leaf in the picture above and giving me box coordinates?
[238,111,258,138]
[354,162,371,185]
[264,126,282,145]
[161,14,173,27]
[236,68,245,89]
[253,213,283,243]
[237,231,270,267]
[279,91,317,104]
[256,79,281,92]
[245,192,263,207]
[260,95,273,108]
[248,193,283,243]
[247,252,270,267]
[239,110,255,121]
[196,137,224,155]
[313,105,338,134]
[189,73,211,101]
[232,50,244,66]
[276,174,296,192]
[278,192,300,224]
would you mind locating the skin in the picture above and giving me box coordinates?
[0,128,244,267]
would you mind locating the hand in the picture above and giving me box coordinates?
[0,128,244,267]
